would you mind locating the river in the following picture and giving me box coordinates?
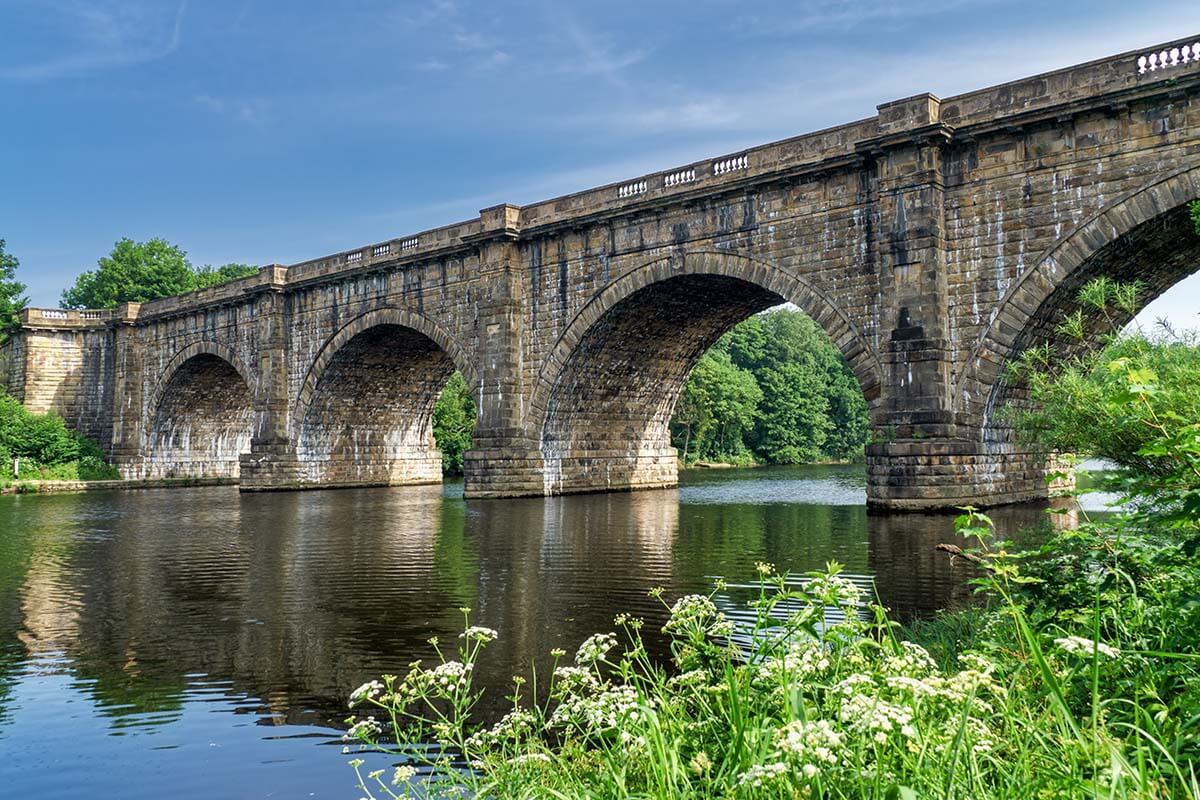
[0,465,1104,799]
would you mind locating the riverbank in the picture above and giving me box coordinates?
[682,458,863,470]
[0,476,237,495]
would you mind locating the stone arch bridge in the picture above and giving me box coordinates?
[5,37,1200,510]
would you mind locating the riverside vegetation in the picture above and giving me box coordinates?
[0,392,119,485]
[342,277,1200,799]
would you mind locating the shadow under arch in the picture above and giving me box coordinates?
[292,307,479,488]
[957,166,1200,447]
[143,341,257,479]
[527,250,882,496]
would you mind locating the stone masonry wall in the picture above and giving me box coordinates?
[9,35,1200,509]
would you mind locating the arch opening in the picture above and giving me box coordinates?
[981,201,1200,449]
[146,353,254,479]
[296,324,461,487]
[538,272,871,495]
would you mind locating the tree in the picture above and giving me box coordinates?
[670,307,871,466]
[433,372,476,476]
[193,263,259,290]
[671,350,761,462]
[62,238,194,308]
[61,239,260,309]
[0,239,28,339]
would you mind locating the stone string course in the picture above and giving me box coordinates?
[4,35,1200,509]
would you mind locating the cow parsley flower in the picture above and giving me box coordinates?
[348,680,384,707]
[1055,635,1120,659]
[737,762,788,788]
[460,626,499,644]
[575,633,618,665]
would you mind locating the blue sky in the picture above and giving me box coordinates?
[2,0,1198,327]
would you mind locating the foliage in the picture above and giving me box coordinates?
[432,372,476,476]
[61,238,259,309]
[342,554,1198,799]
[672,350,761,463]
[193,263,259,290]
[1011,277,1200,530]
[0,239,28,340]
[670,310,870,465]
[0,391,119,483]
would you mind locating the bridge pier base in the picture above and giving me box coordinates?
[865,441,1075,511]
[463,445,679,498]
[239,442,444,491]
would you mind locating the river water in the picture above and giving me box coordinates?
[0,465,1101,799]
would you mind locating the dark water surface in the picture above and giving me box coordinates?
[0,465,1088,799]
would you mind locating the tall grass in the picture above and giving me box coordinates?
[341,540,1198,798]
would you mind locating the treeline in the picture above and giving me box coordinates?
[431,309,870,475]
[670,309,869,465]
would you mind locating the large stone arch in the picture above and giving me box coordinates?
[958,166,1200,444]
[141,340,258,479]
[296,306,479,417]
[291,306,478,488]
[524,250,882,496]
[529,250,882,420]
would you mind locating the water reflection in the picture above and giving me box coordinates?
[0,465,1087,799]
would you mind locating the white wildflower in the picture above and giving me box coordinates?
[460,626,499,644]
[392,765,417,785]
[349,680,384,707]
[426,660,473,694]
[344,717,383,741]
[737,762,788,788]
[510,752,551,767]
[1055,635,1120,659]
[777,719,844,773]
[575,632,618,665]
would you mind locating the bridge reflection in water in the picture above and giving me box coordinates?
[0,465,1089,799]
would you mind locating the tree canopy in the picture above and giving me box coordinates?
[670,309,870,465]
[0,239,28,339]
[60,238,258,309]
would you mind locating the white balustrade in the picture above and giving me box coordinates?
[663,168,696,188]
[618,180,647,198]
[1138,43,1200,74]
[713,155,749,175]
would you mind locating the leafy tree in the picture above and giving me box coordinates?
[672,308,869,466]
[751,363,831,463]
[193,263,259,290]
[671,350,761,462]
[1012,277,1200,529]
[433,372,476,476]
[0,239,28,339]
[61,239,259,309]
[62,238,194,308]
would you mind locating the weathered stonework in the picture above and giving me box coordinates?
[4,37,1200,509]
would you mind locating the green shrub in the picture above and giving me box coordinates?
[0,391,119,482]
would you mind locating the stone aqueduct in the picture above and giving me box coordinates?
[4,37,1200,510]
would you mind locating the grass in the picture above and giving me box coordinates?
[340,538,1199,800]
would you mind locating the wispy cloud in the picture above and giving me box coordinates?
[546,8,646,82]
[731,0,1007,35]
[193,93,269,127]
[0,0,187,82]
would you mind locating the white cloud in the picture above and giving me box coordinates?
[0,0,187,82]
